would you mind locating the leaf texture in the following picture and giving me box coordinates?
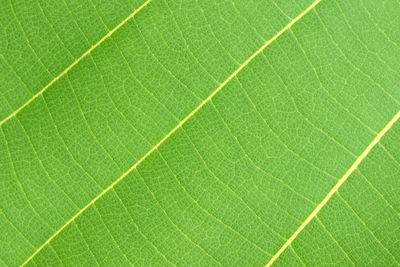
[0,0,400,266]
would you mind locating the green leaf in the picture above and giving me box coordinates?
[1,0,399,266]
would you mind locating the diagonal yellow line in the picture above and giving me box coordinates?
[266,110,400,267]
[0,0,153,128]
[20,0,323,265]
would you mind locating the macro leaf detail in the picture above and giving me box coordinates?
[1,0,400,266]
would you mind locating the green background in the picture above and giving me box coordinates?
[1,0,399,265]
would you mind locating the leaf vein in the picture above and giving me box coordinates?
[0,0,153,128]
[265,110,400,266]
[20,0,324,264]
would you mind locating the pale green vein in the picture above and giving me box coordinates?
[266,109,400,266]
[0,0,153,128]
[20,0,323,265]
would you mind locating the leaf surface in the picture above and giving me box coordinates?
[1,0,400,266]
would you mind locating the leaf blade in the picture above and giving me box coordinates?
[1,0,400,266]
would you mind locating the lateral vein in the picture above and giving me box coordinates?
[0,0,153,128]
[266,110,400,267]
[21,0,322,265]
